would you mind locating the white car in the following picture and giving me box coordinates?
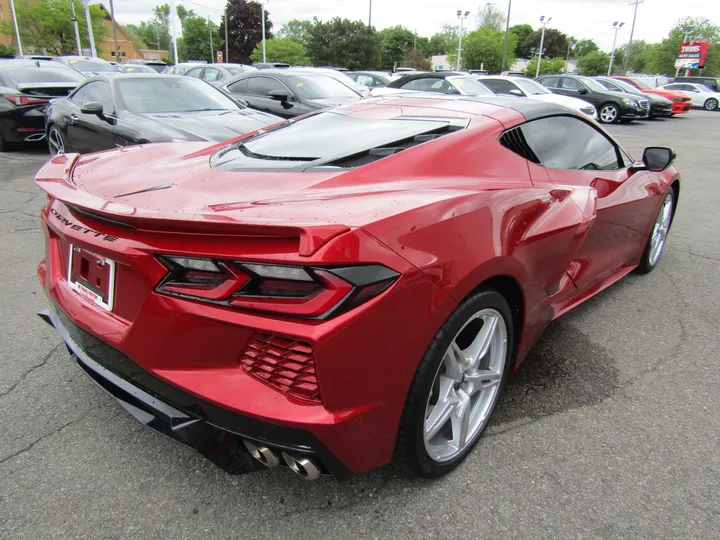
[479,76,598,120]
[290,67,370,97]
[659,83,719,111]
[370,75,494,98]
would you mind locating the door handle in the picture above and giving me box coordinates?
[69,114,79,124]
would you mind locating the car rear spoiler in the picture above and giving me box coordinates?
[35,153,350,257]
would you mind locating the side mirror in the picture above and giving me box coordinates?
[268,90,288,102]
[509,88,524,96]
[642,147,676,172]
[578,88,589,95]
[80,101,104,116]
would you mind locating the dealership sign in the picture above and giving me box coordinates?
[674,41,709,69]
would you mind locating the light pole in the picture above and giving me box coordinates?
[82,0,97,57]
[70,1,82,56]
[501,0,512,72]
[608,22,625,75]
[170,0,179,63]
[209,16,214,62]
[566,38,575,72]
[622,0,643,74]
[456,9,470,70]
[109,0,120,62]
[536,15,551,78]
[261,1,267,62]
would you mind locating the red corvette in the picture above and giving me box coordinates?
[35,95,679,480]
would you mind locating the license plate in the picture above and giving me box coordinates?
[68,245,116,311]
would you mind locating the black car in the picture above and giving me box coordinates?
[347,71,391,88]
[183,63,257,85]
[52,56,120,76]
[385,72,493,96]
[0,61,84,151]
[221,69,361,118]
[537,74,651,124]
[671,76,720,93]
[44,74,281,155]
[594,77,673,119]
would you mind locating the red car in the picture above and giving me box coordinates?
[35,96,679,480]
[612,76,692,114]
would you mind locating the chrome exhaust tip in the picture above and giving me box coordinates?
[24,132,46,142]
[243,440,281,468]
[280,451,322,481]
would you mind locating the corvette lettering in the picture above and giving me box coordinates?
[49,208,118,242]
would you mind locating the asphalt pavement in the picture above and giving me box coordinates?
[1,112,719,539]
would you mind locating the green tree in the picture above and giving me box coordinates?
[572,38,598,58]
[447,27,515,73]
[251,37,310,65]
[517,28,568,59]
[642,17,720,75]
[415,36,431,57]
[378,25,416,70]
[577,50,611,76]
[277,19,312,48]
[123,24,148,49]
[305,18,380,69]
[509,24,533,56]
[428,25,458,55]
[0,0,107,55]
[180,16,220,63]
[220,0,272,64]
[476,4,505,32]
[0,44,14,58]
[402,48,431,70]
[524,56,567,77]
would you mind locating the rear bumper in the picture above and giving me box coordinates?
[39,305,354,479]
[0,108,47,142]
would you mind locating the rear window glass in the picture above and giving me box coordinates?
[2,67,85,84]
[66,60,117,72]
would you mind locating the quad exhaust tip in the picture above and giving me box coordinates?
[243,440,281,468]
[280,451,322,481]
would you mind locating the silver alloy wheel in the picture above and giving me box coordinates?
[424,308,507,463]
[705,98,718,111]
[648,192,674,266]
[48,127,65,155]
[599,105,618,123]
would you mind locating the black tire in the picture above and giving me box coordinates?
[704,98,718,111]
[598,103,621,124]
[394,287,514,478]
[635,188,676,274]
[0,128,8,152]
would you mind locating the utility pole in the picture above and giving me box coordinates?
[209,16,214,62]
[170,0,179,63]
[224,9,229,62]
[501,0,512,72]
[368,0,372,27]
[456,10,470,70]
[622,0,643,74]
[261,1,267,62]
[109,0,120,62]
[608,22,625,75]
[536,15,551,78]
[83,0,97,57]
[70,1,82,55]
[566,38,574,72]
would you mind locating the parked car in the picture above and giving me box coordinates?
[291,67,370,97]
[658,82,719,111]
[123,59,168,73]
[671,76,720,93]
[594,77,673,119]
[468,69,488,76]
[183,63,257,85]
[389,70,429,81]
[44,74,281,155]
[380,72,493,97]
[0,61,84,151]
[120,64,159,74]
[536,74,650,123]
[347,71,391,88]
[35,94,679,480]
[52,56,119,76]
[480,76,597,120]
[162,62,206,75]
[221,69,361,118]
[611,76,692,115]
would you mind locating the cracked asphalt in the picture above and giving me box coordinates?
[1,112,719,539]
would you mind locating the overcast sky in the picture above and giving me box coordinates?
[106,0,719,51]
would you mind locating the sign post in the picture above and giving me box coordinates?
[674,41,709,75]
[216,50,223,63]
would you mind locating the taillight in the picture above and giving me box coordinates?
[4,95,49,106]
[156,257,399,319]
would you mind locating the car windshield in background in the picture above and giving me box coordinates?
[214,111,451,163]
[67,60,116,72]
[514,79,551,95]
[286,75,360,100]
[449,76,492,95]
[116,77,242,113]
[3,67,86,84]
[698,84,717,93]
[630,78,653,90]
[123,65,156,73]
[227,68,244,76]
[609,79,642,95]
[578,77,608,92]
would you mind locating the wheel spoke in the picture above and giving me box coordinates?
[464,369,502,392]
[444,342,466,382]
[450,389,471,448]
[425,376,458,441]
[467,314,498,369]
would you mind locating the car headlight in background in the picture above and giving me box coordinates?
[622,98,639,108]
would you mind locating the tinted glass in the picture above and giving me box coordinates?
[606,78,642,95]
[561,77,585,91]
[576,77,607,92]
[520,116,621,170]
[2,67,85,84]
[285,75,359,99]
[628,78,651,90]
[185,67,203,78]
[227,67,244,76]
[540,76,559,88]
[116,77,242,113]
[354,74,374,86]
[596,79,622,91]
[203,68,221,81]
[403,78,458,93]
[123,65,156,74]
[82,81,114,114]
[449,76,492,95]
[70,85,88,103]
[65,59,116,72]
[514,79,551,95]
[482,78,520,95]
[246,76,287,96]
[227,79,249,93]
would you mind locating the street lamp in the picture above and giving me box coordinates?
[608,22,625,76]
[536,15,552,78]
[456,10,470,70]
[261,1,269,63]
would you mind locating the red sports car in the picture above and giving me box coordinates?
[612,76,693,115]
[35,95,679,480]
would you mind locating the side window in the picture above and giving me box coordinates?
[561,78,584,91]
[227,79,249,93]
[80,82,115,115]
[203,68,221,82]
[520,116,623,171]
[355,74,373,87]
[246,76,286,96]
[70,85,89,104]
[539,76,559,88]
[185,67,203,78]
[482,79,519,95]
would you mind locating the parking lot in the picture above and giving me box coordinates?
[1,111,719,538]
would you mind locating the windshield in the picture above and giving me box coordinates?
[514,79,550,95]
[449,76,492,95]
[698,84,716,93]
[607,78,642,95]
[286,75,360,100]
[123,65,156,74]
[66,59,117,72]
[117,77,243,113]
[578,77,607,92]
[3,67,85,84]
[630,78,652,90]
